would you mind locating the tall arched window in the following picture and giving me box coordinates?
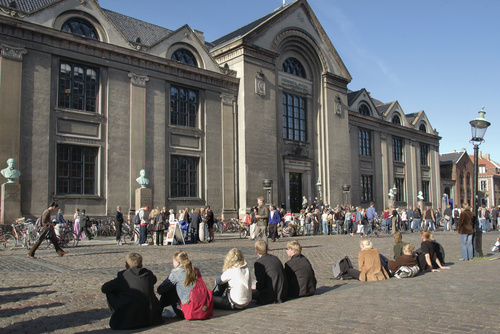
[62,18,99,40]
[419,123,427,132]
[282,57,306,78]
[392,114,401,125]
[359,104,370,116]
[171,49,198,67]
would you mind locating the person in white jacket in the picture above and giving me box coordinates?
[213,248,252,310]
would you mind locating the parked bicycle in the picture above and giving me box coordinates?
[0,225,15,251]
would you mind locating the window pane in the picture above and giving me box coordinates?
[282,92,307,142]
[57,144,97,195]
[170,85,198,127]
[58,61,99,112]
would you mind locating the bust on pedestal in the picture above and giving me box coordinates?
[1,158,21,224]
[135,169,152,215]
[417,191,424,212]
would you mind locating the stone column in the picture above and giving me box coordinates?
[221,94,237,218]
[128,73,149,211]
[0,44,26,223]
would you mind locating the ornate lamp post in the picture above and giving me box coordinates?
[470,107,491,257]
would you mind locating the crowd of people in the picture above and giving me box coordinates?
[101,240,316,330]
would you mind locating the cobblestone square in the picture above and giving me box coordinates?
[1,231,499,333]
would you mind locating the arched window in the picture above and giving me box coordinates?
[62,18,99,40]
[359,104,371,116]
[419,123,427,132]
[392,114,401,125]
[282,57,306,78]
[171,49,198,67]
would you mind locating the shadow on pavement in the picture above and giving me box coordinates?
[1,308,108,334]
[0,302,64,318]
[0,284,51,292]
[315,284,344,295]
[0,290,57,303]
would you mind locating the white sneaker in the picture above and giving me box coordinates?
[117,242,122,246]
[141,243,149,246]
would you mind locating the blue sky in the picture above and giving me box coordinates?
[100,0,499,161]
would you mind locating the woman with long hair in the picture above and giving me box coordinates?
[157,251,203,319]
[213,248,252,310]
[347,239,389,281]
[458,203,474,260]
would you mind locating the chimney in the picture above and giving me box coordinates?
[451,150,456,153]
[479,151,482,158]
[484,154,490,160]
[460,148,466,152]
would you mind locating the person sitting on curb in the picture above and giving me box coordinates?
[347,239,389,281]
[417,231,450,272]
[285,240,316,298]
[101,252,162,330]
[252,240,288,304]
[388,243,418,275]
[212,248,252,310]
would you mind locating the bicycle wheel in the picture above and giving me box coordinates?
[63,232,79,248]
[298,225,305,236]
[239,228,247,239]
[0,233,16,251]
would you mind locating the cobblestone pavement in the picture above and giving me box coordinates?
[1,230,499,333]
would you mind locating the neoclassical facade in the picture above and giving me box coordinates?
[0,0,441,219]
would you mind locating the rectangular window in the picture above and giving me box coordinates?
[422,181,430,202]
[420,144,429,166]
[395,178,405,202]
[358,129,372,156]
[171,156,198,198]
[282,92,306,142]
[361,175,373,202]
[170,86,198,127]
[58,61,99,112]
[393,137,404,161]
[480,180,488,191]
[57,144,98,194]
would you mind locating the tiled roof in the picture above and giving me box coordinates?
[0,0,58,12]
[440,151,464,165]
[375,103,391,115]
[209,9,280,49]
[102,9,173,47]
[347,90,362,105]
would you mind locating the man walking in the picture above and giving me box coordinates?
[366,202,378,236]
[254,197,269,244]
[28,202,66,258]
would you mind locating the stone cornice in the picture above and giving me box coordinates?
[0,43,27,61]
[212,42,278,66]
[0,16,239,92]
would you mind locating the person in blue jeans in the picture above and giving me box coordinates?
[458,204,474,260]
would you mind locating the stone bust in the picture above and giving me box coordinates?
[417,191,424,201]
[1,158,21,183]
[388,188,394,199]
[136,169,149,188]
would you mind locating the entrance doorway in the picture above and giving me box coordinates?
[289,172,302,213]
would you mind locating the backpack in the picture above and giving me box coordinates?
[134,211,141,225]
[181,269,213,320]
[393,264,420,278]
[332,256,353,280]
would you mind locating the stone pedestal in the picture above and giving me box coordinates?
[388,198,395,209]
[135,187,152,212]
[1,182,21,224]
[418,200,424,213]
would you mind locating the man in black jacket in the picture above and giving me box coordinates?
[285,240,316,298]
[190,208,202,243]
[115,206,124,246]
[101,252,162,330]
[252,240,287,304]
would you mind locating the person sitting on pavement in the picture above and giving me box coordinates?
[213,248,252,310]
[417,231,450,272]
[252,240,288,304]
[285,240,317,298]
[347,239,389,281]
[157,251,207,319]
[393,232,408,260]
[388,243,418,274]
[101,252,162,330]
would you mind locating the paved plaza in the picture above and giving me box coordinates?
[1,230,499,334]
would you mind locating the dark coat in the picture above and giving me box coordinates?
[101,267,162,330]
[254,253,288,304]
[190,212,202,230]
[285,253,317,298]
[458,209,474,234]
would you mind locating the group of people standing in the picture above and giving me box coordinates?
[101,239,316,330]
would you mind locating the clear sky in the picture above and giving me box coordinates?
[100,0,499,161]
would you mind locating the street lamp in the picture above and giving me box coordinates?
[470,107,491,258]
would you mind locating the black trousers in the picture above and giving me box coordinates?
[28,225,64,257]
[78,223,92,240]
[115,220,122,242]
[269,224,278,241]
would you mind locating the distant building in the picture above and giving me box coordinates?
[0,0,442,219]
[440,149,474,207]
[469,152,500,207]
